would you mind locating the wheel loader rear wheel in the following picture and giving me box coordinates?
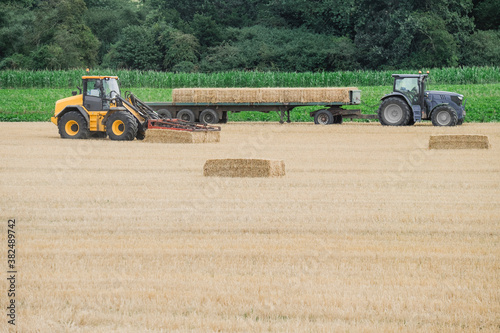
[58,111,89,139]
[106,111,138,140]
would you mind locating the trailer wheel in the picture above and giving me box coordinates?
[58,111,89,139]
[177,109,196,122]
[106,111,138,140]
[333,115,343,124]
[199,109,219,124]
[220,111,228,124]
[378,97,411,126]
[157,109,172,119]
[314,110,334,125]
[431,105,457,126]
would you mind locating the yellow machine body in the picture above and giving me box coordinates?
[52,75,145,136]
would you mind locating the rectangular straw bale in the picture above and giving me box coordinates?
[172,88,194,103]
[172,87,358,104]
[238,88,260,103]
[215,88,238,103]
[429,134,490,149]
[203,159,285,177]
[281,88,303,103]
[259,88,283,103]
[194,89,218,104]
[144,129,220,144]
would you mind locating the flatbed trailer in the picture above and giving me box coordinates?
[146,90,377,125]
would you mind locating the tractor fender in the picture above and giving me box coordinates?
[53,105,90,126]
[380,92,412,108]
[429,103,451,117]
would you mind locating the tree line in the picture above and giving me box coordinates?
[0,0,498,72]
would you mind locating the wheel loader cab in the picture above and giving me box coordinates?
[82,76,120,111]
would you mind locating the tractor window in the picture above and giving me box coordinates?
[395,78,420,103]
[103,78,120,98]
[86,80,102,97]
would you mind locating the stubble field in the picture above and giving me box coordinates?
[0,122,499,332]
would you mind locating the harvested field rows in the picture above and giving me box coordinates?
[0,122,499,332]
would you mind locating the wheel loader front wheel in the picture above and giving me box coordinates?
[58,111,89,139]
[106,111,138,140]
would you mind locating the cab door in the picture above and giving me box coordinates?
[83,79,104,111]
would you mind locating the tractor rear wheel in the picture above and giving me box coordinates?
[58,111,89,139]
[378,97,411,126]
[106,111,138,140]
[314,110,334,125]
[431,106,457,126]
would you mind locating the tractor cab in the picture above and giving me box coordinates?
[392,74,427,122]
[81,76,120,111]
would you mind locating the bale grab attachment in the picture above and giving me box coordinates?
[117,92,221,133]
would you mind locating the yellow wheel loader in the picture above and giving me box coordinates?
[51,75,220,140]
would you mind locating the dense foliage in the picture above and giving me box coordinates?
[0,0,498,72]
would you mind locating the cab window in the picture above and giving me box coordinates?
[86,79,102,97]
[395,78,419,103]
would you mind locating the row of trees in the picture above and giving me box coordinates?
[0,0,498,72]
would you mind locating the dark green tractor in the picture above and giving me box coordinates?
[378,74,466,126]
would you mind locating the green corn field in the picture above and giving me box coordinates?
[0,67,499,89]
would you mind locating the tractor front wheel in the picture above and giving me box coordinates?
[431,106,457,126]
[58,111,89,139]
[378,97,411,126]
[106,111,138,140]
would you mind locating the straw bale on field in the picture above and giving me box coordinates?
[144,129,220,144]
[204,159,285,177]
[429,134,490,149]
[172,87,358,104]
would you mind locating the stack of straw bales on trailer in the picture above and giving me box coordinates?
[172,87,357,104]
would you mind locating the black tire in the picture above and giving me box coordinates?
[106,111,138,140]
[157,109,172,119]
[457,118,464,125]
[136,131,146,140]
[406,117,415,126]
[314,110,334,125]
[220,111,228,124]
[177,109,196,122]
[58,111,89,139]
[199,109,219,124]
[431,105,458,126]
[378,97,411,126]
[333,115,343,124]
